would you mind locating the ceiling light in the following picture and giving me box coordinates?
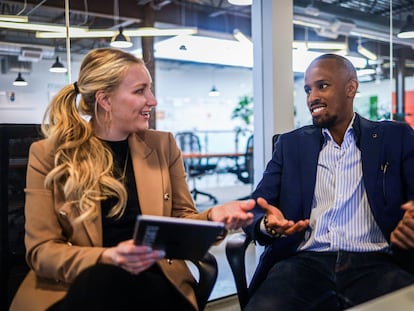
[36,27,197,39]
[357,68,376,76]
[357,38,377,61]
[357,45,377,61]
[0,21,86,33]
[110,27,133,48]
[304,4,320,17]
[233,29,252,46]
[50,56,67,73]
[0,15,28,22]
[293,41,347,50]
[228,0,252,5]
[208,85,220,97]
[13,72,28,86]
[397,15,414,39]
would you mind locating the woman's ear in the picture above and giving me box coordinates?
[95,90,111,112]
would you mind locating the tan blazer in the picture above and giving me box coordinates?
[10,130,211,311]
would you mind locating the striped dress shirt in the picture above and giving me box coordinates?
[298,121,389,252]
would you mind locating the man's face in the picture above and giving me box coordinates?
[304,58,356,130]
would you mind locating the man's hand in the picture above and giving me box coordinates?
[209,199,255,230]
[257,197,309,236]
[391,200,414,249]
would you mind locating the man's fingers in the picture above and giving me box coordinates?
[256,197,274,213]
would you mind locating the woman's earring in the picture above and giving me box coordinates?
[104,110,112,130]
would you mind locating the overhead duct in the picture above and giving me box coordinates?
[294,13,414,49]
[1,56,32,74]
[0,42,55,60]
[19,47,43,62]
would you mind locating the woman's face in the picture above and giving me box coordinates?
[102,63,157,140]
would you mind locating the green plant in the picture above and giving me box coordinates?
[231,95,253,126]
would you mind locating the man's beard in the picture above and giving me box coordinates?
[312,115,337,129]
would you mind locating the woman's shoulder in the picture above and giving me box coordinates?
[134,129,174,143]
[28,138,55,171]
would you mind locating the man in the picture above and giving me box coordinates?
[243,53,414,310]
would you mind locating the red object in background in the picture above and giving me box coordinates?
[392,91,414,127]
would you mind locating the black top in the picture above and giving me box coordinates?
[100,139,141,247]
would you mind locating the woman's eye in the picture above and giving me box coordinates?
[136,89,144,94]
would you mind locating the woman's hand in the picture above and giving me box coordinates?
[100,239,165,274]
[391,200,414,249]
[209,199,255,230]
[257,197,309,236]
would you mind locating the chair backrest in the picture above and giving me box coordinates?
[175,131,202,153]
[243,134,254,184]
[272,133,280,153]
[192,252,218,310]
[225,133,281,310]
[175,131,203,169]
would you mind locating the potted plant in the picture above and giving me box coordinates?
[231,95,253,126]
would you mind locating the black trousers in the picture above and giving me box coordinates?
[48,264,195,311]
[245,251,414,311]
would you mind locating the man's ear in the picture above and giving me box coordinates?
[347,79,359,98]
[95,90,111,112]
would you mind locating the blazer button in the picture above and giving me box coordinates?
[163,193,170,200]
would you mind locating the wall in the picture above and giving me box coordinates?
[294,75,414,128]
[0,56,253,153]
[1,54,413,136]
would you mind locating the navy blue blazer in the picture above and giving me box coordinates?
[244,113,414,293]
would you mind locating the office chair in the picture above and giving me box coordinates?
[228,134,254,185]
[1,124,42,310]
[192,252,219,310]
[175,131,218,204]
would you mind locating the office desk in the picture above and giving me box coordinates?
[181,152,246,159]
[346,284,414,311]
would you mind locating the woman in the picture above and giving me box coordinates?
[10,48,254,311]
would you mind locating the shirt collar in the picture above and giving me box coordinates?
[321,113,357,146]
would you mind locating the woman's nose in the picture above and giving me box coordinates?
[147,92,157,106]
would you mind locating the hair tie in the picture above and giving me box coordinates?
[73,81,79,94]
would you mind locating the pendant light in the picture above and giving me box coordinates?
[13,72,28,86]
[208,85,220,97]
[110,27,133,48]
[228,0,252,5]
[49,56,67,73]
[397,15,414,39]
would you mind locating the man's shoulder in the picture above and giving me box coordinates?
[283,125,320,138]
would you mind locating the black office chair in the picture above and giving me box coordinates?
[175,131,218,204]
[228,134,254,185]
[192,251,219,310]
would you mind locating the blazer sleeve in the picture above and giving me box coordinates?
[24,140,105,284]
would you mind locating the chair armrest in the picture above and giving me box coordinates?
[190,252,218,311]
[225,232,253,309]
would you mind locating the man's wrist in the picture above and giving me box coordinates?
[262,215,285,238]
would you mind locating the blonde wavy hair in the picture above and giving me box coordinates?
[42,48,144,222]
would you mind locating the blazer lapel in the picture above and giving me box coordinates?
[299,128,323,217]
[358,116,383,205]
[129,133,165,216]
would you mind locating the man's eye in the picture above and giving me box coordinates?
[304,86,311,95]
[319,83,328,90]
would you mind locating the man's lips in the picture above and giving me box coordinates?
[310,104,327,115]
